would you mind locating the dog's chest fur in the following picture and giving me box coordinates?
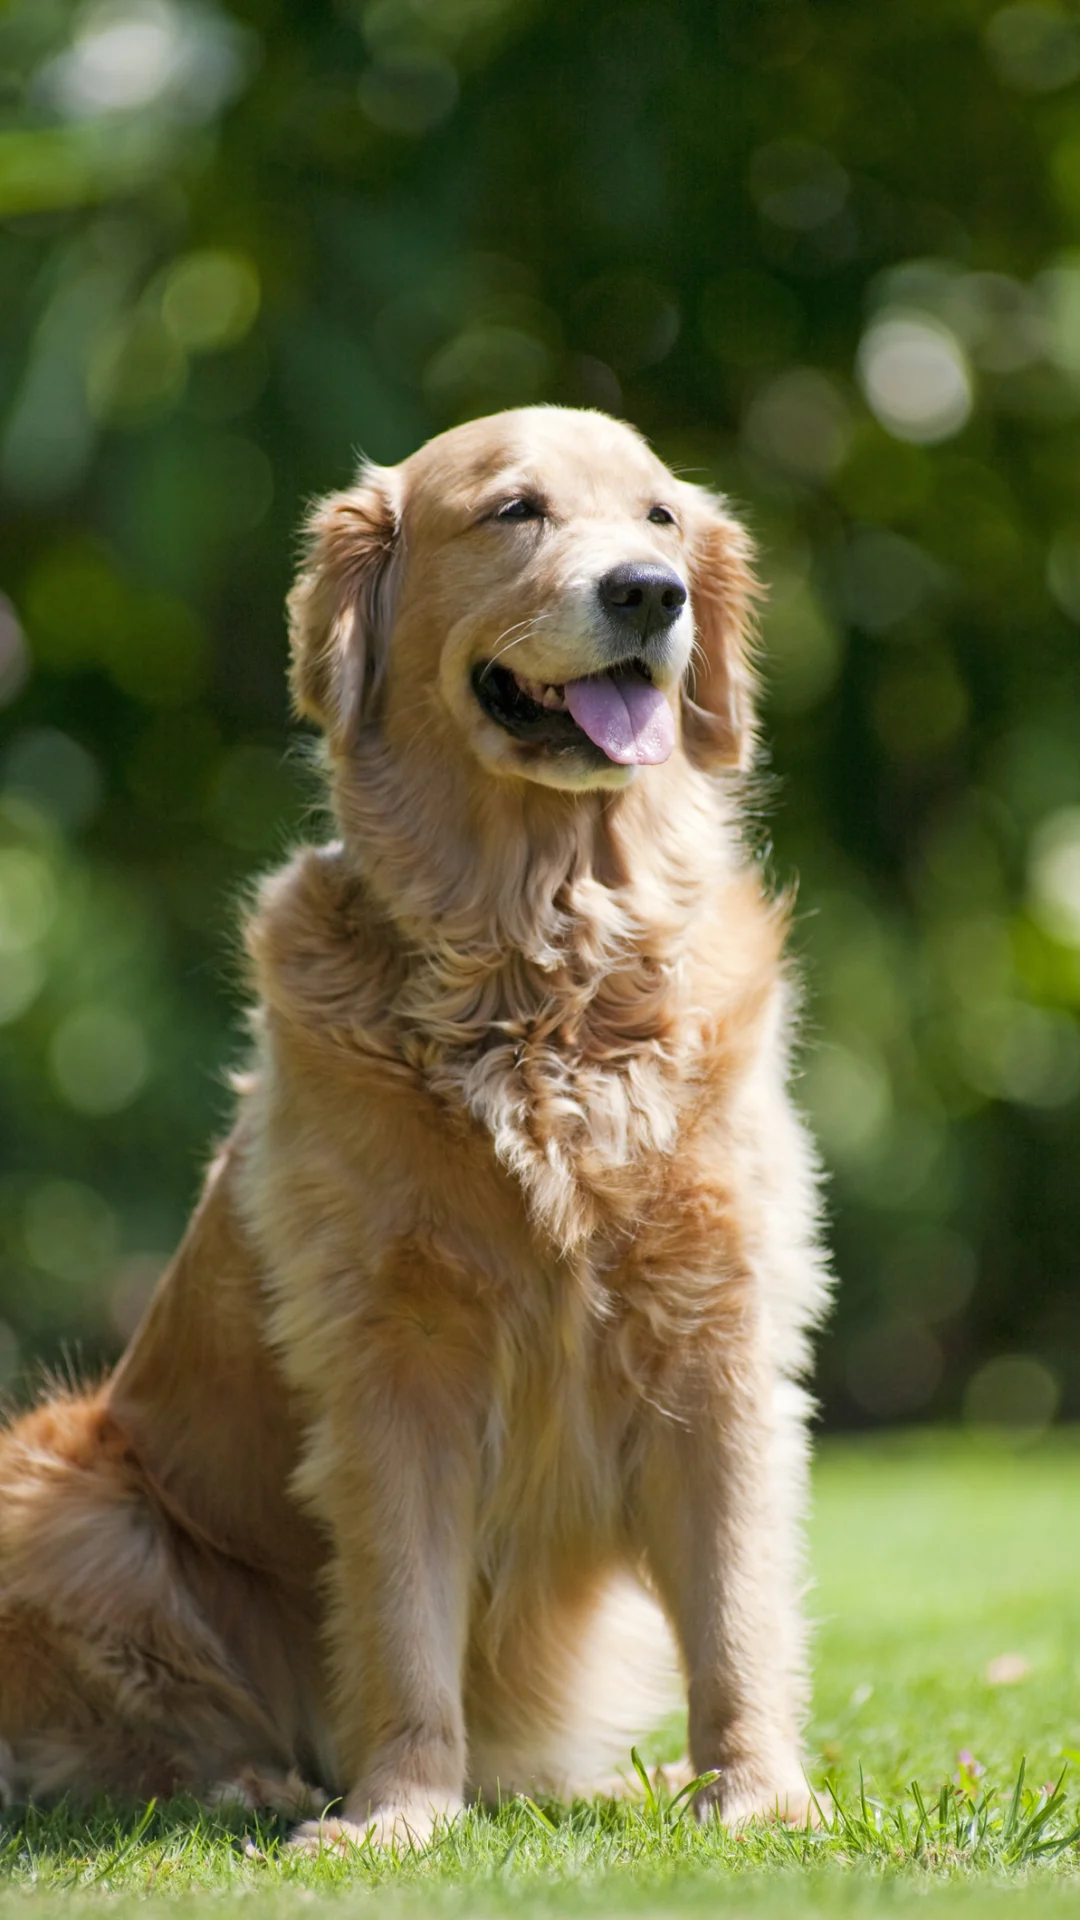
[236,835,808,1583]
[247,844,777,1352]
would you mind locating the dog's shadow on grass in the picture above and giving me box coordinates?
[0,1794,295,1876]
[0,1792,550,1872]
[0,1771,738,1885]
[0,1786,674,1881]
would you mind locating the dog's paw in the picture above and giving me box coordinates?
[692,1763,816,1831]
[287,1794,462,1856]
[208,1766,329,1819]
[285,1816,371,1859]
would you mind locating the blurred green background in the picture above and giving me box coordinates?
[0,0,1078,1432]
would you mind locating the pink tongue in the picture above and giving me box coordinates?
[563,671,675,765]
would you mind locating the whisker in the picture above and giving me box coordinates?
[478,612,556,682]
[478,636,531,683]
[686,637,707,701]
[491,611,554,652]
[491,615,537,647]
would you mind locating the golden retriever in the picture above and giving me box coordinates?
[0,406,830,1845]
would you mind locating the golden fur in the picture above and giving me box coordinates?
[0,406,830,1844]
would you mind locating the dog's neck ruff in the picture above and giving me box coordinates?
[254,739,750,1249]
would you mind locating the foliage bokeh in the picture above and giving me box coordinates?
[1,0,1079,1428]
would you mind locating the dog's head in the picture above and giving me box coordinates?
[288,407,758,795]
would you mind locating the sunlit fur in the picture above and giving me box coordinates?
[0,407,830,1845]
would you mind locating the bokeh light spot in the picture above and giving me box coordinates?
[1029,808,1080,946]
[838,529,944,635]
[985,4,1080,93]
[878,1227,977,1324]
[871,653,969,758]
[764,573,843,713]
[802,1042,893,1165]
[160,250,261,354]
[857,315,973,444]
[847,1320,944,1419]
[2,729,102,833]
[424,326,550,416]
[41,0,252,124]
[1046,531,1080,620]
[87,310,187,424]
[359,50,459,134]
[995,1006,1080,1107]
[49,1004,150,1114]
[23,1179,118,1284]
[205,744,302,852]
[49,0,199,115]
[1036,256,1080,376]
[0,847,58,953]
[743,368,851,482]
[109,595,210,706]
[0,950,45,1025]
[22,544,128,674]
[964,1354,1060,1435]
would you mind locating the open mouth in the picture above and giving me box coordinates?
[471,662,675,766]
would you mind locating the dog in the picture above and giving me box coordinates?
[0,406,830,1847]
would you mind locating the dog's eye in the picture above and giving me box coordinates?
[496,498,543,522]
[647,505,676,526]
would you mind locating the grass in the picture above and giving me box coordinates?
[3,1429,1080,1914]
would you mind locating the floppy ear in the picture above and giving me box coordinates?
[287,462,401,748]
[680,490,761,772]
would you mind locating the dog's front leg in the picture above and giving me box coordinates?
[635,1337,812,1831]
[287,1249,490,1854]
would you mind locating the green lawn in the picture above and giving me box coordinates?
[3,1431,1080,1915]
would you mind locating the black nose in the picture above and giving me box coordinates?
[598,562,687,635]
